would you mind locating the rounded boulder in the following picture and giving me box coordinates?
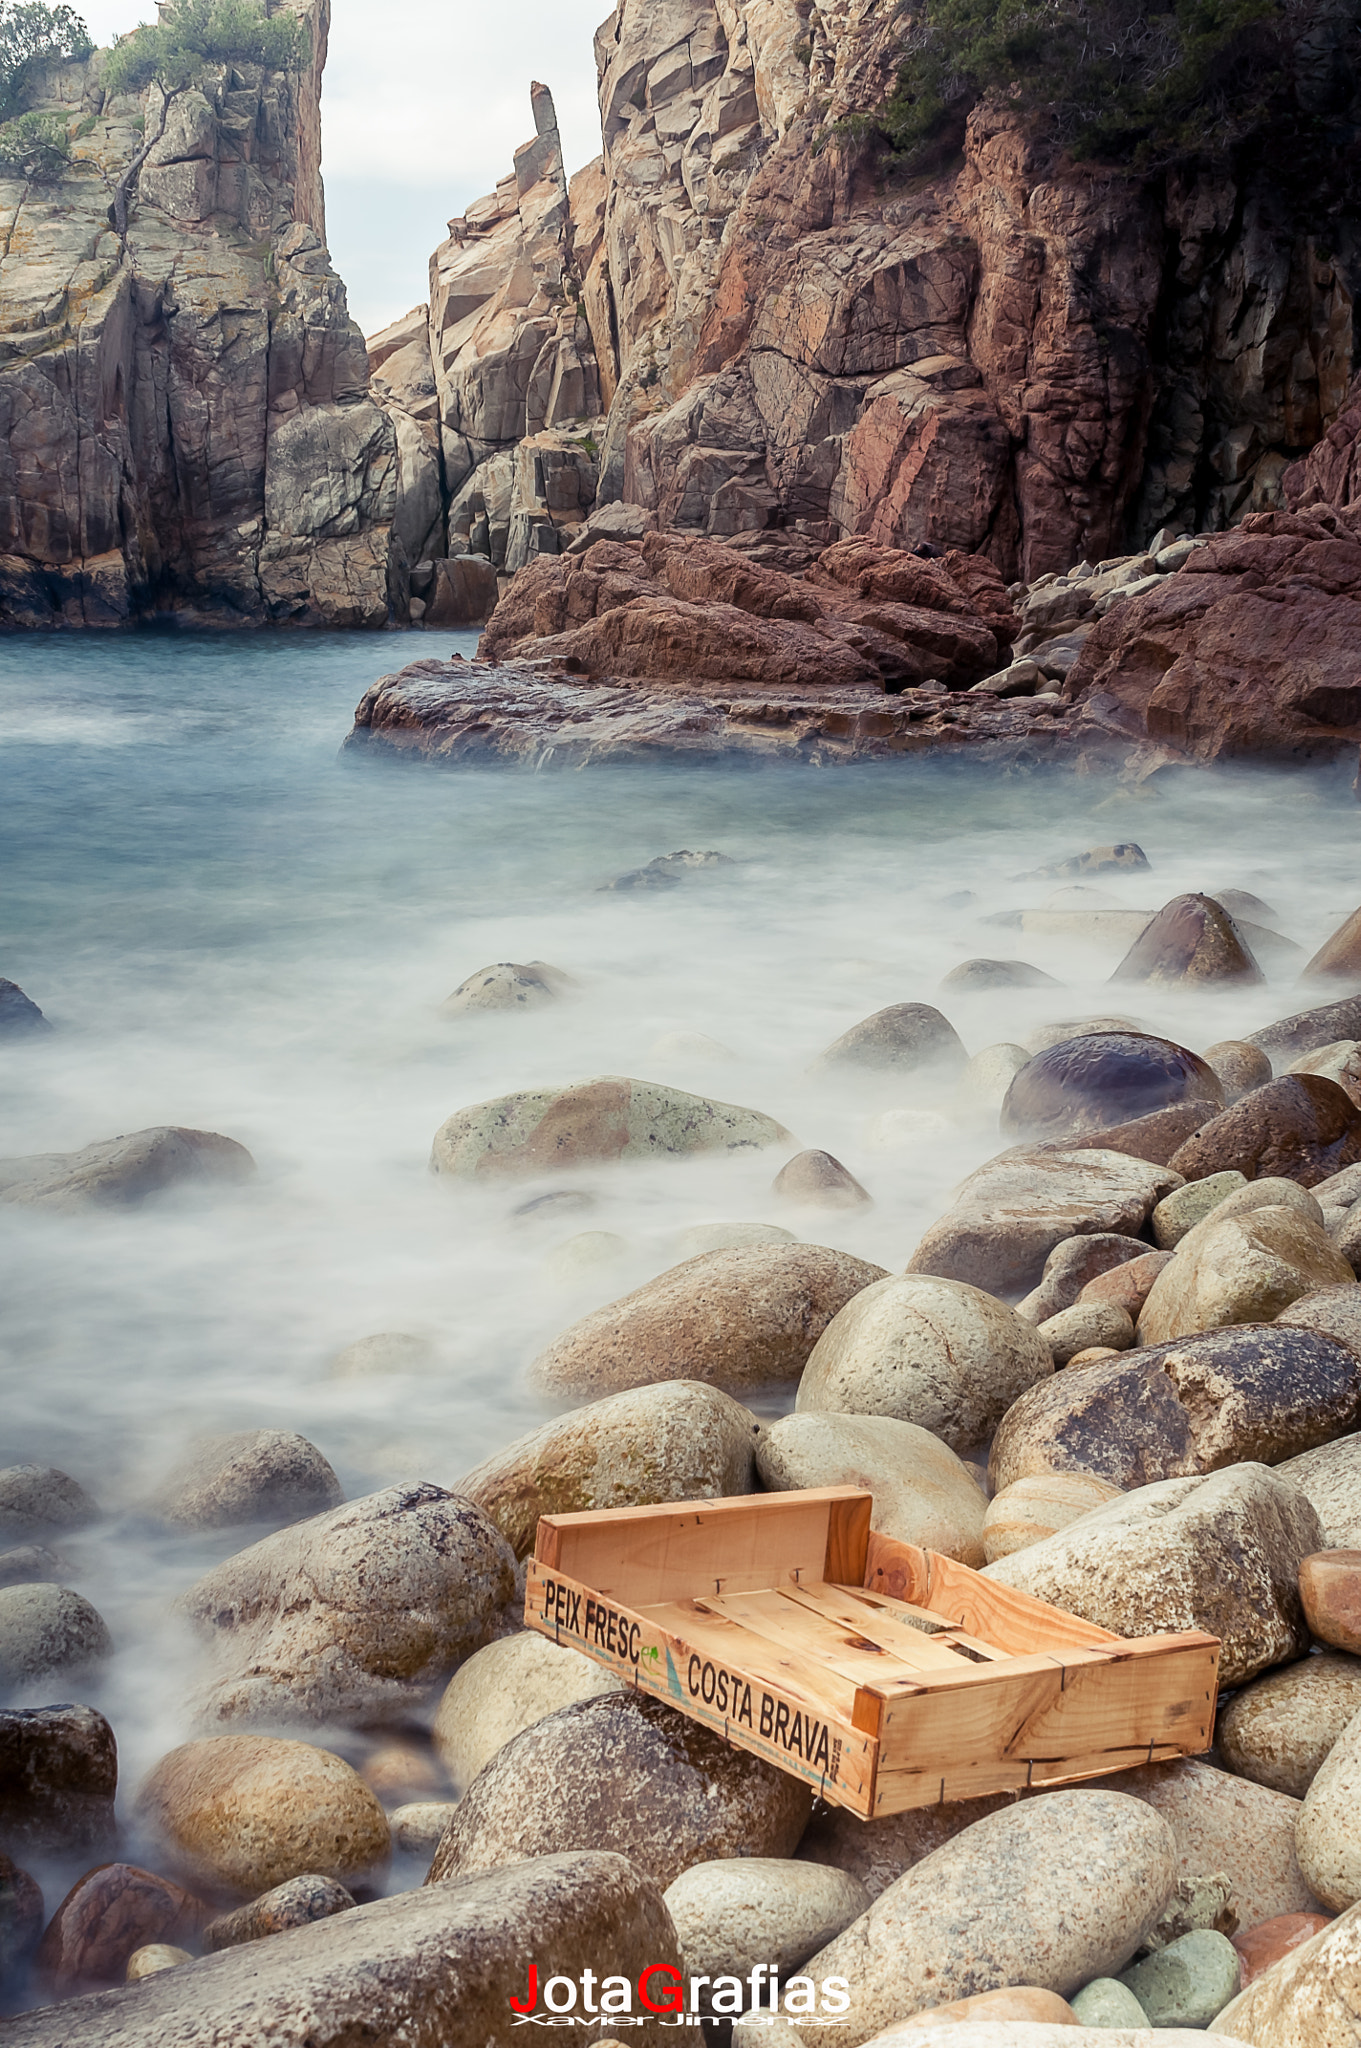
[756,1412,987,1563]
[431,1076,790,1179]
[432,1633,622,1794]
[0,1585,111,1695]
[151,1430,343,1533]
[1218,1650,1361,1798]
[983,1472,1123,1563]
[795,1274,1053,1454]
[663,1857,869,1979]
[1001,1031,1223,1142]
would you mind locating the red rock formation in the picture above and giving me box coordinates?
[1062,508,1361,762]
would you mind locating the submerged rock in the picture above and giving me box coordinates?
[1302,905,1361,984]
[0,1466,97,1543]
[430,1076,789,1177]
[0,1705,117,1855]
[1111,894,1264,987]
[771,1149,872,1208]
[530,1245,884,1399]
[0,1586,112,1696]
[815,1003,966,1076]
[36,1863,203,1996]
[151,1430,343,1533]
[0,1128,255,1211]
[1250,994,1361,1068]
[0,981,51,1036]
[1000,1031,1222,1141]
[439,960,571,1013]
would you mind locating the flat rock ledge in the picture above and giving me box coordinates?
[345,659,1095,770]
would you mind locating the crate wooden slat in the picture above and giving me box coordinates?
[525,1487,1220,1818]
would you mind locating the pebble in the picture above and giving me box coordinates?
[1232,1910,1334,1985]
[814,1002,966,1075]
[457,1378,760,1559]
[125,1944,192,1981]
[181,1483,515,1727]
[0,1584,112,1695]
[795,1273,1052,1453]
[1204,1040,1275,1103]
[1295,1698,1361,1908]
[756,1412,987,1563]
[771,1149,872,1208]
[530,1245,886,1399]
[1071,1976,1150,2026]
[0,1465,97,1543]
[663,1857,869,1979]
[985,1465,1322,1687]
[151,1429,343,1533]
[431,1075,790,1178]
[1036,1299,1134,1362]
[1014,1232,1150,1322]
[868,1986,1081,2031]
[432,1632,622,1794]
[359,1738,449,1807]
[201,1872,355,1951]
[135,1735,391,1901]
[1118,1928,1242,2026]
[388,1801,457,1855]
[1076,1248,1174,1320]
[1145,1870,1239,1946]
[1218,1651,1361,1798]
[543,1230,629,1281]
[427,1692,811,1894]
[1153,1171,1249,1248]
[1299,1547,1361,1652]
[983,1472,1123,1563]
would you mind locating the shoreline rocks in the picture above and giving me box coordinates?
[431,1076,790,1178]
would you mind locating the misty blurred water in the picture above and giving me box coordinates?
[1,625,1357,1860]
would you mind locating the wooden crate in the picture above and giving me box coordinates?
[524,1486,1220,1819]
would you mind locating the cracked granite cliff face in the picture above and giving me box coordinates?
[0,0,397,629]
[373,0,1361,594]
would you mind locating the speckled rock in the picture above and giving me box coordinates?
[1036,1300,1135,1363]
[1218,1653,1361,1798]
[0,1704,117,1855]
[0,1545,68,1590]
[675,1220,798,1256]
[1119,1929,1242,2026]
[794,1791,1176,2046]
[439,961,570,1014]
[182,1484,516,1728]
[1205,1042,1276,1103]
[1099,1759,1323,1929]
[1154,1173,1250,1248]
[1289,1040,1361,1111]
[136,1736,390,1902]
[815,1004,966,1076]
[1250,995,1361,1069]
[36,1863,203,1995]
[0,1850,43,1990]
[796,1791,1022,1902]
[1057,1100,1220,1167]
[432,1633,622,1794]
[983,1472,1124,1563]
[0,1585,112,1695]
[907,1148,1181,1296]
[1211,1897,1361,2044]
[1000,1033,1223,1142]
[796,1275,1052,1454]
[1145,1870,1239,1947]
[1299,1548,1361,1652]
[1072,1977,1150,2026]
[151,1431,343,1533]
[1137,1208,1352,1345]
[756,1412,987,1564]
[1231,1910,1334,1986]
[1296,1705,1361,1908]
[457,1380,760,1558]
[1279,1283,1361,1365]
[201,1872,355,1951]
[664,1857,869,1978]
[0,1466,97,1543]
[0,1852,683,2048]
[427,1693,811,1894]
[124,1944,191,1981]
[1111,895,1265,989]
[531,1247,885,1399]
[389,1802,457,1855]
[1167,1077,1361,1190]
[430,1076,790,1178]
[989,1325,1361,1495]
[772,1150,872,1208]
[985,1466,1323,1686]
[1077,1249,1176,1321]
[1014,1233,1151,1323]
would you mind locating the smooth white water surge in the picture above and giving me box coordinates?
[0,627,1357,1876]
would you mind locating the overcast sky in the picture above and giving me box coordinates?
[76,0,610,335]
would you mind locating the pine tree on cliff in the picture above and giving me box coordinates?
[0,1,91,181]
[102,0,308,246]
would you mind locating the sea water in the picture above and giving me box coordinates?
[0,625,1356,1870]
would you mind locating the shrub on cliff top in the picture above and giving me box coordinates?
[881,0,1350,167]
[103,0,309,98]
[0,2,91,117]
[0,105,72,176]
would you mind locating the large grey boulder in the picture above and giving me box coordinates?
[456,1380,760,1559]
[530,1247,885,1399]
[0,1851,682,2047]
[428,1692,811,1894]
[796,1791,1176,2047]
[0,1465,97,1543]
[906,1147,1181,1296]
[0,1584,112,1696]
[151,1431,343,1533]
[183,1484,516,1728]
[984,1465,1324,1686]
[988,1324,1361,1494]
[0,1128,254,1211]
[431,1076,789,1178]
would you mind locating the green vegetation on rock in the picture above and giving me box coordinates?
[103,0,308,98]
[879,0,1357,168]
[0,1,90,118]
[0,104,70,177]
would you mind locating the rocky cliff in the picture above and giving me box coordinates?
[375,0,1361,598]
[0,0,397,629]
